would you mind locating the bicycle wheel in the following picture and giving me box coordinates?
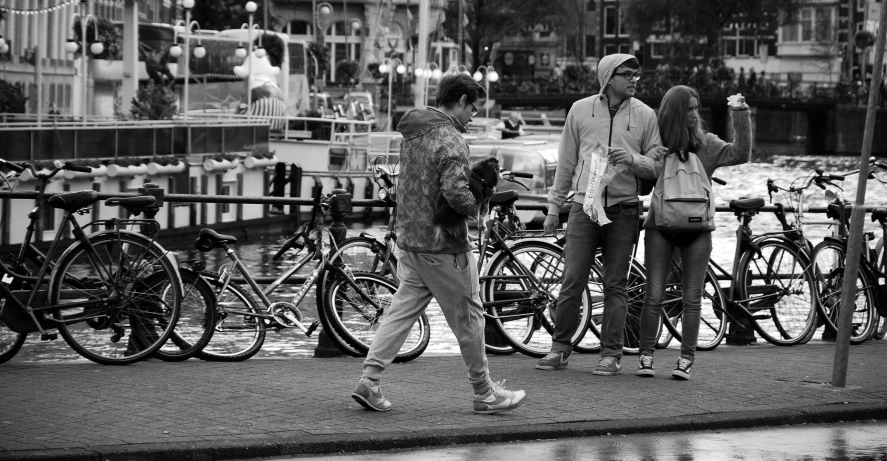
[153,268,217,361]
[586,258,648,356]
[483,241,591,358]
[198,278,267,361]
[736,239,818,346]
[0,314,26,365]
[323,271,429,363]
[812,240,877,344]
[872,238,886,341]
[660,262,727,352]
[49,231,181,365]
[332,237,398,282]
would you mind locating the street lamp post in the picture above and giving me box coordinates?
[378,57,405,131]
[170,17,205,121]
[347,19,362,62]
[414,62,441,107]
[245,1,258,116]
[65,9,103,125]
[473,64,499,118]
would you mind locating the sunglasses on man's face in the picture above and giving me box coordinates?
[614,71,642,81]
[470,102,479,116]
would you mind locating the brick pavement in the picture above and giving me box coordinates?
[1,340,886,461]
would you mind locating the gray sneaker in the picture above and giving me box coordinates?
[592,356,622,376]
[352,377,392,411]
[535,351,569,370]
[473,380,527,415]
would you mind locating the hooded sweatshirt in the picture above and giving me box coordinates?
[394,107,477,254]
[547,54,663,216]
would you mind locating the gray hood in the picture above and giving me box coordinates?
[597,54,636,96]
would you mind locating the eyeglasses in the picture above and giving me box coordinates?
[469,102,479,116]
[614,71,642,81]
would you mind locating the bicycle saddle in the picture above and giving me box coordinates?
[490,190,519,206]
[194,228,238,252]
[872,207,887,224]
[728,197,765,211]
[47,190,99,211]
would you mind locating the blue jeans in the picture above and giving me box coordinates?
[550,202,640,360]
[638,229,713,361]
[362,249,494,391]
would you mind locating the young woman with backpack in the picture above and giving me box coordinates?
[636,85,752,380]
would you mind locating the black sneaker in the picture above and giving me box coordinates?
[636,354,655,377]
[672,357,692,380]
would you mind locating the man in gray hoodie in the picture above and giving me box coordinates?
[352,73,526,415]
[535,54,665,375]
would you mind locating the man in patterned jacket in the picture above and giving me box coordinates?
[352,73,527,415]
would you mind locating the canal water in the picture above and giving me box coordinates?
[7,147,887,363]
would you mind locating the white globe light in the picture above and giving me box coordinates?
[462,70,471,77]
[255,47,266,58]
[193,45,206,58]
[473,71,482,81]
[64,39,79,54]
[396,64,406,74]
[487,70,499,82]
[351,20,361,30]
[235,46,247,59]
[378,63,389,74]
[0,44,8,55]
[169,44,183,57]
[90,42,104,56]
[233,66,249,78]
[245,1,257,13]
[414,68,423,77]
[183,0,195,9]
[0,37,5,49]
[431,68,442,79]
[319,5,331,15]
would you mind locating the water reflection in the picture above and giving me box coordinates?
[273,421,887,461]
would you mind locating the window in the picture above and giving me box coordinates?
[604,6,617,36]
[587,0,596,12]
[782,7,835,43]
[650,42,664,58]
[618,7,628,36]
[288,20,312,35]
[604,44,617,56]
[618,43,630,54]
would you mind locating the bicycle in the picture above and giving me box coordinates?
[193,183,429,362]
[0,159,182,365]
[809,170,880,343]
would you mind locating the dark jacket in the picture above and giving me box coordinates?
[395,107,477,254]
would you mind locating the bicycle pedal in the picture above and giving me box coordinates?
[40,333,58,341]
[305,320,320,336]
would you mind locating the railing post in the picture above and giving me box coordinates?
[314,187,352,358]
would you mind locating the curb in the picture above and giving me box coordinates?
[1,402,885,461]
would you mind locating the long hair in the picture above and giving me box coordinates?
[658,85,706,161]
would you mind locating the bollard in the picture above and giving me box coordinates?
[126,182,164,355]
[313,187,351,358]
[270,163,287,215]
[289,164,302,221]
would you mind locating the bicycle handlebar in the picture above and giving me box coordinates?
[0,159,92,179]
[711,176,727,186]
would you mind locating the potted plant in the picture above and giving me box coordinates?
[147,155,186,175]
[244,149,278,169]
[106,157,148,177]
[202,153,240,172]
